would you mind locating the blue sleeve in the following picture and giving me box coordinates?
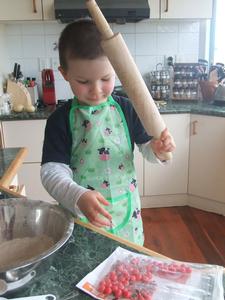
[41,101,72,165]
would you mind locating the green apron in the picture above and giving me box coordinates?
[69,96,144,245]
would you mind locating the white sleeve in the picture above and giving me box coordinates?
[137,140,169,165]
[40,162,88,217]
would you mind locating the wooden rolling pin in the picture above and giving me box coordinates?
[86,0,172,161]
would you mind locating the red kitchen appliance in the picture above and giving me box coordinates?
[42,69,56,105]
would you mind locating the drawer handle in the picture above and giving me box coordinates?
[33,0,37,13]
[164,0,169,12]
[192,120,198,135]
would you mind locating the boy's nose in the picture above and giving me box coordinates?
[90,82,101,96]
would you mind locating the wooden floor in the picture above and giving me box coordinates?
[142,206,225,266]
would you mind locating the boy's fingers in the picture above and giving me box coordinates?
[97,193,110,206]
[96,204,112,221]
[161,128,168,140]
[91,218,111,227]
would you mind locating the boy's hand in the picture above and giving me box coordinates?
[150,128,176,161]
[77,190,112,227]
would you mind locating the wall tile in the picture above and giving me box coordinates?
[136,56,159,76]
[136,20,157,33]
[22,36,45,58]
[55,80,73,100]
[4,20,201,99]
[122,34,135,55]
[22,23,44,35]
[179,22,200,33]
[157,33,178,55]
[178,33,199,54]
[5,24,22,35]
[44,22,65,35]
[6,35,23,58]
[113,23,135,33]
[45,35,59,58]
[22,58,39,78]
[136,33,157,55]
[157,22,178,33]
[175,54,199,63]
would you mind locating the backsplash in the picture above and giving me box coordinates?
[3,20,200,100]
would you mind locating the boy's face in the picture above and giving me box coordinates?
[59,56,115,106]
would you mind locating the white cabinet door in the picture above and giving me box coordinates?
[134,146,144,196]
[42,0,55,20]
[148,0,160,19]
[144,114,190,195]
[18,163,56,203]
[2,120,46,163]
[189,115,225,203]
[160,0,213,19]
[0,0,43,21]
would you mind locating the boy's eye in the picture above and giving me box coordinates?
[77,80,88,84]
[102,78,110,82]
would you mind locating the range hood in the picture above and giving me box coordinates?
[54,0,150,24]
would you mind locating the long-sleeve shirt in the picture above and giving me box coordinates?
[40,95,161,216]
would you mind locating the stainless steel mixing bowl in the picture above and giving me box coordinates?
[0,198,74,295]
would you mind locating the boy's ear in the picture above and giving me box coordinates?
[58,66,68,81]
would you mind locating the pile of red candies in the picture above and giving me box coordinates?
[97,256,192,299]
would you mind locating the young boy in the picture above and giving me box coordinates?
[41,19,175,245]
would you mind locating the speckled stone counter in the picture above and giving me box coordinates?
[0,101,225,121]
[158,101,225,117]
[11,223,143,300]
[0,106,55,121]
[8,222,225,300]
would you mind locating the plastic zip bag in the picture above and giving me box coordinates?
[76,247,224,300]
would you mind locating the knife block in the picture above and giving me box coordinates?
[7,80,35,112]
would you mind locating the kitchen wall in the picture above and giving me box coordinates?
[0,24,10,95]
[3,20,200,100]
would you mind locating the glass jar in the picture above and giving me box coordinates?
[0,93,11,115]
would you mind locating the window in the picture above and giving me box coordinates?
[213,0,225,63]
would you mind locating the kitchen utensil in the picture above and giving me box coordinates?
[13,63,18,80]
[0,198,74,295]
[199,80,217,102]
[213,83,225,105]
[42,69,56,105]
[85,0,171,161]
[0,294,56,300]
[6,80,35,112]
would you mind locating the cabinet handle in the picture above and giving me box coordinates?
[33,0,37,13]
[164,0,169,12]
[192,120,198,135]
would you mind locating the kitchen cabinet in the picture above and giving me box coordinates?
[0,0,43,21]
[1,120,55,203]
[144,114,190,196]
[188,115,225,204]
[42,0,55,20]
[149,0,213,19]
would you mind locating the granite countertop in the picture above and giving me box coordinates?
[10,223,150,300]
[9,221,225,300]
[158,101,225,117]
[0,101,225,121]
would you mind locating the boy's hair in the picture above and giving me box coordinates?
[58,18,105,70]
